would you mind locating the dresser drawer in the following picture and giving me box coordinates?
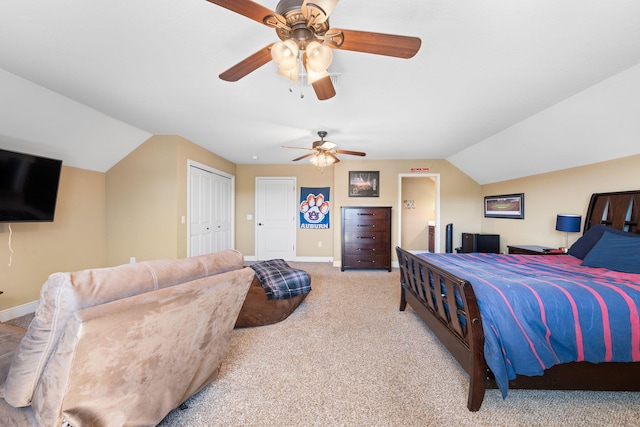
[345,247,391,260]
[343,230,389,247]
[343,207,390,221]
[343,254,391,268]
[343,218,388,230]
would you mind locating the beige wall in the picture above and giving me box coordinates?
[481,153,640,252]
[106,135,236,265]
[235,159,480,261]
[332,159,481,259]
[106,136,179,265]
[0,166,106,310]
[235,164,335,258]
[401,177,436,251]
[5,142,636,312]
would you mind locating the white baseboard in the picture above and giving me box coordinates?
[293,256,334,263]
[244,256,334,263]
[333,260,399,269]
[0,300,38,322]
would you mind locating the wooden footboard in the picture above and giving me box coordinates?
[396,247,488,411]
[397,246,640,411]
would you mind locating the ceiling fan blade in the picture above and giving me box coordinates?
[320,141,336,149]
[282,145,314,150]
[332,29,421,59]
[204,0,280,25]
[311,75,336,100]
[292,153,315,161]
[219,44,274,82]
[335,149,366,157]
[301,52,336,100]
[327,152,341,163]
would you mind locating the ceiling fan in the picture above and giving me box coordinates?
[205,0,422,100]
[283,131,366,167]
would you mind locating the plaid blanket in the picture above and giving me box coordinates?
[250,259,312,300]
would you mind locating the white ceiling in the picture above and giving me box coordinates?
[1,0,639,184]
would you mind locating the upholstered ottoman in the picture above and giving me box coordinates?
[235,259,311,328]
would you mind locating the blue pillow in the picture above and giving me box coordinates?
[581,231,640,274]
[568,224,640,259]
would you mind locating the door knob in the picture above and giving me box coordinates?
[258,223,263,226]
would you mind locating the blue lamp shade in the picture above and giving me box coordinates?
[556,214,582,232]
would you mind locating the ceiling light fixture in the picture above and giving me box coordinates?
[282,131,366,170]
[209,0,421,101]
[309,152,336,169]
[271,39,333,91]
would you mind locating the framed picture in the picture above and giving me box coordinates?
[484,193,524,219]
[349,171,379,197]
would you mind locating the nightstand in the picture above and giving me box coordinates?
[507,245,566,255]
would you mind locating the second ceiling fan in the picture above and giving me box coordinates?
[283,131,366,167]
[205,0,422,100]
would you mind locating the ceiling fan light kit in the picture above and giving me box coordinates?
[309,153,335,168]
[207,0,421,100]
[283,131,366,169]
[270,39,299,70]
[304,41,333,72]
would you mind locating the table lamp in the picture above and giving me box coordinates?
[556,214,582,251]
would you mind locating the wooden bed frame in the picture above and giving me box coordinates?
[397,190,640,411]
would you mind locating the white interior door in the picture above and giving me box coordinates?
[256,177,296,261]
[189,162,234,257]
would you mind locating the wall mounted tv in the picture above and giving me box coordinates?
[0,148,63,222]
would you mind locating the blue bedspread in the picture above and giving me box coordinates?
[416,253,640,397]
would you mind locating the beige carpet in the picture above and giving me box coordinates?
[6,262,640,426]
[158,262,640,426]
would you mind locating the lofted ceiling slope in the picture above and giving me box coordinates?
[1,1,639,184]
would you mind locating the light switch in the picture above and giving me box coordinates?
[247,214,253,221]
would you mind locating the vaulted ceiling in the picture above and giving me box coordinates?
[1,1,639,184]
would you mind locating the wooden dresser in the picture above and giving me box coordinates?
[341,206,392,271]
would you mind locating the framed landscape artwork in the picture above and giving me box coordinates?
[484,193,524,219]
[349,171,379,197]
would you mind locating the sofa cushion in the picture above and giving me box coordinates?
[3,249,243,407]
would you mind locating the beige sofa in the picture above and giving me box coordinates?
[0,249,254,426]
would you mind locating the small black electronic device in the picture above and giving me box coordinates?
[461,233,500,254]
[445,223,453,253]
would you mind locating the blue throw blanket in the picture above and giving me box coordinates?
[416,253,640,397]
[250,259,312,300]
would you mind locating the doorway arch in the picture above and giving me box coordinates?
[397,173,440,252]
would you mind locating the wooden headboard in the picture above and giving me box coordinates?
[584,190,640,235]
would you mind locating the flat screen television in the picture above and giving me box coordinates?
[0,148,63,222]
